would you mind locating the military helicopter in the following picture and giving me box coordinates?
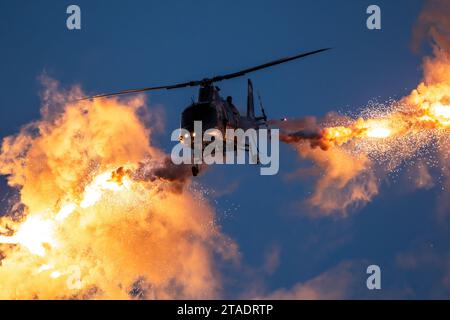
[80,48,330,176]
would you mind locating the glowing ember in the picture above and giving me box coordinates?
[0,215,57,256]
[365,126,392,139]
[429,103,450,126]
[80,170,130,208]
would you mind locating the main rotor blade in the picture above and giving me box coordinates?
[77,80,202,101]
[209,48,331,83]
[77,48,331,101]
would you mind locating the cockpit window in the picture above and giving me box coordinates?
[181,103,217,132]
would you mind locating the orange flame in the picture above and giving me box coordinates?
[0,82,236,299]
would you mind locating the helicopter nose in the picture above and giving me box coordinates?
[179,132,190,141]
[179,132,196,142]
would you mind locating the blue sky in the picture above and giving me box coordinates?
[2,0,449,299]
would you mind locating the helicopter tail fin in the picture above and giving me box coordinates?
[247,79,255,119]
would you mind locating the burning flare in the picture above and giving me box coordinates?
[279,0,450,215]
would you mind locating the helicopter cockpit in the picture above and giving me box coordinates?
[181,102,218,133]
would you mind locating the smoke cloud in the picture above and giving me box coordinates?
[0,77,237,299]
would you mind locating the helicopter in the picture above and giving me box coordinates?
[80,48,331,176]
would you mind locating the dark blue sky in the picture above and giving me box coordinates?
[2,0,449,298]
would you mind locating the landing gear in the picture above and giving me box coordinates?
[191,165,199,177]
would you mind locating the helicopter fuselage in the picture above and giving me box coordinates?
[180,85,258,137]
[179,83,266,176]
